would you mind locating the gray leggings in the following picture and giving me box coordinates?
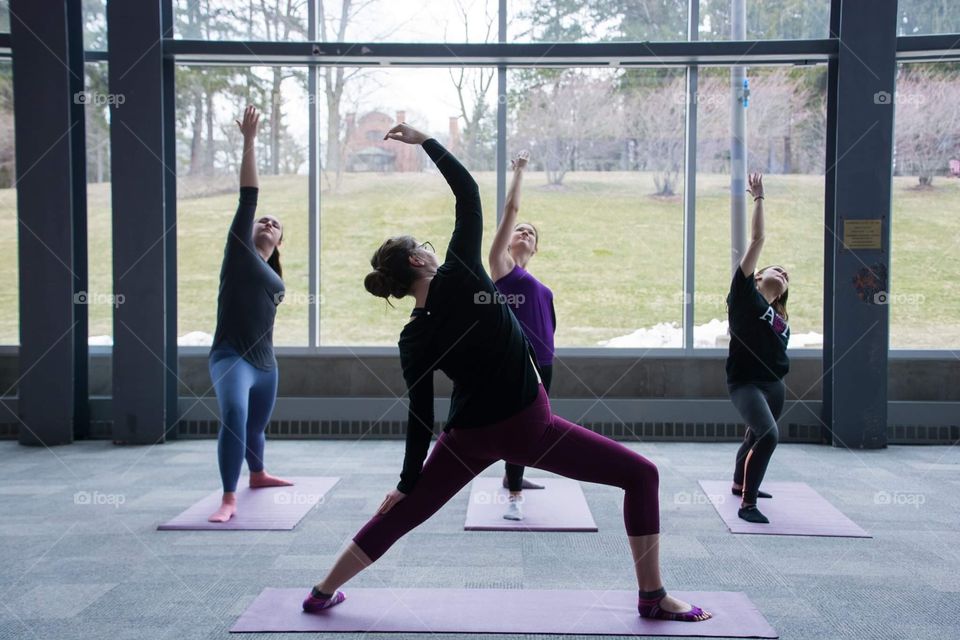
[728,379,785,503]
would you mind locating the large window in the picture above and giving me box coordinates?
[694,65,827,349]
[0,60,15,344]
[85,62,113,346]
[175,65,308,346]
[890,62,960,349]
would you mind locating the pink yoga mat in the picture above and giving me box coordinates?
[698,480,871,537]
[230,587,778,637]
[464,477,597,532]
[157,477,339,531]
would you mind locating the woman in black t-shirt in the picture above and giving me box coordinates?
[725,173,790,524]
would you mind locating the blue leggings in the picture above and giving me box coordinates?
[208,346,279,492]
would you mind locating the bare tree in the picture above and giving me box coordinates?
[447,0,497,169]
[624,74,686,196]
[515,70,617,185]
[895,65,960,187]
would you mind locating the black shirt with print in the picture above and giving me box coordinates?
[725,266,790,384]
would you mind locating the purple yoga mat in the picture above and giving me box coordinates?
[698,480,871,537]
[463,477,597,532]
[157,477,339,531]
[231,587,778,637]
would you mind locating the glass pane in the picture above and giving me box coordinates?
[174,0,307,40]
[0,1,8,33]
[898,0,960,36]
[0,61,15,344]
[174,0,501,43]
[319,67,497,345]
[698,0,831,40]
[176,65,309,346]
[506,68,685,348]
[510,0,688,42]
[83,0,107,51]
[85,62,112,346]
[694,65,826,349]
[891,62,960,349]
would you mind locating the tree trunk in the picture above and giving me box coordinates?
[204,90,214,174]
[188,88,203,176]
[269,69,282,176]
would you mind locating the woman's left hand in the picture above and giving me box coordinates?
[377,489,407,514]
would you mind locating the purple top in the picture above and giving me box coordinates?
[494,264,556,365]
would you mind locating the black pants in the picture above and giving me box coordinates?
[504,364,553,491]
[728,379,785,503]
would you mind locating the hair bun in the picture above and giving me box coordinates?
[364,270,391,299]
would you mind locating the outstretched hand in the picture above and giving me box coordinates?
[746,172,764,199]
[511,149,530,171]
[384,122,428,145]
[235,105,260,140]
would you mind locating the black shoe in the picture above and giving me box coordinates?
[737,504,769,524]
[731,487,772,499]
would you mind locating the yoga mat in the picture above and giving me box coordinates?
[464,477,597,532]
[231,587,778,637]
[698,480,871,538]
[157,477,339,531]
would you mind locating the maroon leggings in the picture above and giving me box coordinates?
[353,385,660,562]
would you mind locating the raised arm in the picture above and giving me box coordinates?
[739,172,765,277]
[489,150,529,281]
[385,122,481,267]
[226,106,261,251]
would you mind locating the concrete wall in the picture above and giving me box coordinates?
[5,349,951,401]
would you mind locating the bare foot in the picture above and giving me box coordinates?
[249,471,294,488]
[208,493,237,522]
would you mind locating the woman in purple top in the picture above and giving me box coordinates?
[488,150,557,521]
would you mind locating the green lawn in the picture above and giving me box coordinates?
[0,171,955,348]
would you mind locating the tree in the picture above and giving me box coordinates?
[447,0,497,170]
[624,73,685,196]
[894,65,960,187]
[514,70,617,185]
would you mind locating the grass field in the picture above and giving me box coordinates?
[0,170,955,348]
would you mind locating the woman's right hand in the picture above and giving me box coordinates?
[235,105,260,141]
[384,122,428,145]
[511,149,530,172]
[746,172,764,199]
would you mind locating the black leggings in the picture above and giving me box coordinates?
[728,379,785,503]
[504,364,552,492]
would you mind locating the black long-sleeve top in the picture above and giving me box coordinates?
[210,187,285,371]
[396,139,542,494]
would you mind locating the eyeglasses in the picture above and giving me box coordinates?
[418,241,435,254]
